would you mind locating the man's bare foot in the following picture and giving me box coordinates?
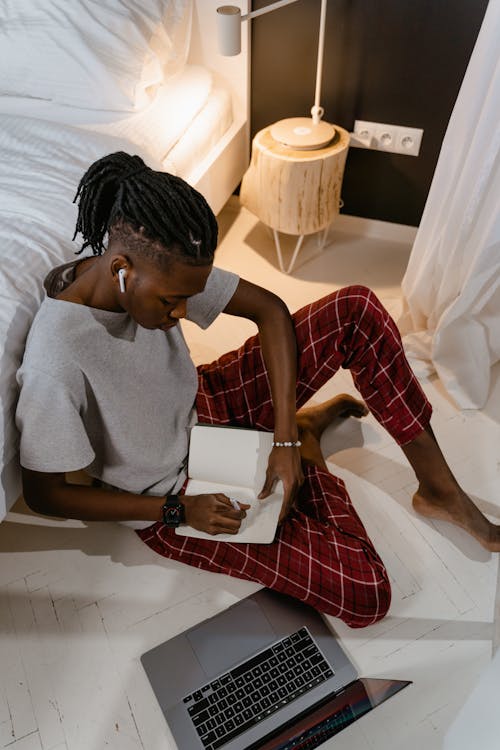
[402,425,500,553]
[413,487,500,552]
[297,394,368,440]
[296,394,368,469]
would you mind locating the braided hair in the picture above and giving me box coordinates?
[72,152,218,267]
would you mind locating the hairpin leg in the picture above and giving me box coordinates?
[272,229,286,272]
[317,225,329,252]
[272,230,307,274]
[285,234,306,274]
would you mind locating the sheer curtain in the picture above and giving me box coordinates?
[399,0,500,409]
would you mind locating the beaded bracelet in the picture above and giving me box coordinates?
[272,440,302,448]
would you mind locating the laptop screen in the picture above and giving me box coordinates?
[252,677,411,749]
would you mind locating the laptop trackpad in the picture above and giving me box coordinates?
[186,598,276,678]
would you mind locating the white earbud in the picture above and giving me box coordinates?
[118,268,127,293]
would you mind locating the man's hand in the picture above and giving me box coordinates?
[182,494,250,535]
[258,446,304,523]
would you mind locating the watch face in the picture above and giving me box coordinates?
[164,506,180,522]
[163,501,184,527]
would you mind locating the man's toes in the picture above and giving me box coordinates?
[337,397,368,419]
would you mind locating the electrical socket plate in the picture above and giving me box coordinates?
[350,120,423,156]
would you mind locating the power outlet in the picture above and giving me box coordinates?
[351,120,423,156]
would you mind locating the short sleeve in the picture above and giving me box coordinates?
[186,267,239,329]
[16,368,95,473]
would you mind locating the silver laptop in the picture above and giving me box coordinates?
[141,588,370,749]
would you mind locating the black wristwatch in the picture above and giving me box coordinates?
[162,494,185,528]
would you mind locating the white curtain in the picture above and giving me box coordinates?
[399,0,500,409]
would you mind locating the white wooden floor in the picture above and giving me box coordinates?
[1,199,499,750]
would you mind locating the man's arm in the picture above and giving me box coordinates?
[22,468,164,521]
[21,469,248,534]
[223,278,304,519]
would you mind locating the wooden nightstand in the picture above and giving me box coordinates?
[240,124,350,273]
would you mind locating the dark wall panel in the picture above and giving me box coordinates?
[250,0,488,225]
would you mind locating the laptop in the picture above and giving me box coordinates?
[141,589,410,750]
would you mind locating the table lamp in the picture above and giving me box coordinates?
[217,0,336,150]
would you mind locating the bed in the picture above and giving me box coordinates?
[0,0,250,521]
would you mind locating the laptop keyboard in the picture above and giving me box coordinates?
[183,626,334,750]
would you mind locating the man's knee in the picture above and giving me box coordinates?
[339,284,387,320]
[344,572,392,628]
[318,569,391,628]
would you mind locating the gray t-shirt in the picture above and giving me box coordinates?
[16,264,239,521]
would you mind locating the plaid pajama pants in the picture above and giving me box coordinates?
[137,285,432,628]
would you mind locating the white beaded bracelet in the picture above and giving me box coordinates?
[272,440,302,448]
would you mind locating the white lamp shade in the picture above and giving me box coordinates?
[216,6,242,56]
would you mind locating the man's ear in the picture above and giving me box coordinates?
[110,253,134,277]
[109,254,133,294]
[110,254,129,275]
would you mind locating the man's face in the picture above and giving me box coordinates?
[124,258,212,331]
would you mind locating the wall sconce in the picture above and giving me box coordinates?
[217,0,336,150]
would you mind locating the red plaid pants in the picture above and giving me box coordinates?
[138,286,432,628]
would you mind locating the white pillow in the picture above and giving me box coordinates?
[0,0,193,112]
[83,65,213,162]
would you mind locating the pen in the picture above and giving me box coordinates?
[230,498,241,511]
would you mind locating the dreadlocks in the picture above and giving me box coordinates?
[72,152,218,267]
